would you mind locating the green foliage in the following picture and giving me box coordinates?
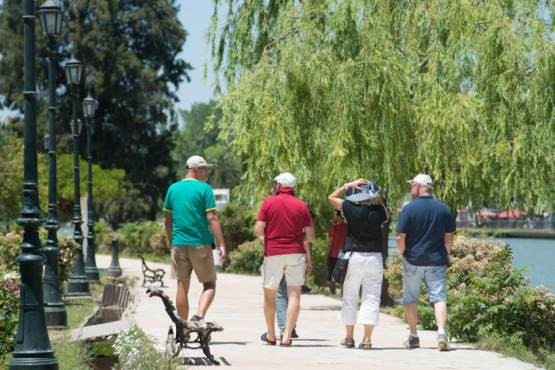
[0,133,23,218]
[112,327,181,369]
[98,188,156,230]
[226,240,264,275]
[92,221,111,253]
[219,203,256,253]
[116,221,165,256]
[209,0,555,223]
[53,333,94,370]
[0,0,191,209]
[0,280,18,361]
[385,237,555,353]
[173,100,241,189]
[304,239,328,290]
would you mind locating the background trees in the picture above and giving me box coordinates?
[172,100,241,189]
[0,0,191,218]
[209,0,555,224]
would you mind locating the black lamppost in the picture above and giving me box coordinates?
[9,0,58,367]
[82,94,99,282]
[64,57,90,297]
[38,0,67,330]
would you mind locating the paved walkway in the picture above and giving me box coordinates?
[95,255,541,369]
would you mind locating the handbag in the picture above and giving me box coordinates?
[332,207,371,284]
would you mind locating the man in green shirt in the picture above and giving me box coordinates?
[164,155,226,323]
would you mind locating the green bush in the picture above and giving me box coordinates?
[226,240,264,275]
[219,203,256,253]
[117,221,163,255]
[92,220,111,252]
[0,279,18,361]
[101,232,128,253]
[149,229,170,257]
[304,239,328,291]
[384,237,555,353]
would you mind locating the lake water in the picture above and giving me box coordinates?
[387,237,554,293]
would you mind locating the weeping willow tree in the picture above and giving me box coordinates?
[209,0,555,221]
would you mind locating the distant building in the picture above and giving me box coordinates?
[213,189,230,211]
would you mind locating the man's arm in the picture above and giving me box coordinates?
[304,240,312,275]
[164,211,173,247]
[254,221,266,237]
[445,232,454,260]
[303,226,315,243]
[396,233,406,255]
[206,210,226,264]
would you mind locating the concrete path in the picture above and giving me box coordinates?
[95,255,542,369]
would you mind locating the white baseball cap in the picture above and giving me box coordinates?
[274,172,296,188]
[407,174,433,189]
[185,155,213,169]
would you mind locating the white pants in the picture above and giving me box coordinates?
[341,252,383,326]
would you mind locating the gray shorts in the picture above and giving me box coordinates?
[401,258,446,305]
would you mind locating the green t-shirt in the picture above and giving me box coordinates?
[163,179,217,246]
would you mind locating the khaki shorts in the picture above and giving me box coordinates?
[262,253,306,289]
[171,245,217,283]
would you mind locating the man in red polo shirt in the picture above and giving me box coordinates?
[255,172,314,347]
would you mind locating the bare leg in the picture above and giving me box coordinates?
[282,285,301,344]
[176,279,191,320]
[362,324,374,343]
[263,288,278,341]
[196,281,216,318]
[433,301,447,331]
[404,303,418,334]
[345,324,354,339]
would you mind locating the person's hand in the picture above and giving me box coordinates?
[218,245,227,264]
[346,178,368,190]
[305,260,312,276]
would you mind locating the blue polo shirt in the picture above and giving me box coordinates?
[396,196,455,266]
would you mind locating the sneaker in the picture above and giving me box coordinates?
[438,334,450,351]
[291,329,299,339]
[404,335,420,349]
[190,315,205,327]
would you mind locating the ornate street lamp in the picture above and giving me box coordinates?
[9,0,58,367]
[82,94,99,282]
[38,0,68,330]
[64,57,90,297]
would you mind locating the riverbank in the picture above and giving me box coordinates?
[457,228,555,239]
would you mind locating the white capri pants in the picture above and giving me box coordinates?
[341,252,383,326]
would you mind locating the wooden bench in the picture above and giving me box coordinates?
[146,286,224,365]
[138,254,166,287]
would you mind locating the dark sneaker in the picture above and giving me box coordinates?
[291,329,299,338]
[404,335,420,349]
[438,334,450,351]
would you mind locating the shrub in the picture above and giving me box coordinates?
[219,203,256,253]
[226,240,264,275]
[117,221,163,255]
[0,279,18,361]
[92,220,111,252]
[101,232,128,253]
[149,229,170,256]
[304,239,328,290]
[112,327,180,369]
[384,236,555,353]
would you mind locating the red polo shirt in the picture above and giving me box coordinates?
[328,221,348,258]
[257,187,313,257]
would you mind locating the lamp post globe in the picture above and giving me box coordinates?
[38,0,63,37]
[82,94,99,282]
[38,0,68,330]
[64,57,90,297]
[9,0,58,367]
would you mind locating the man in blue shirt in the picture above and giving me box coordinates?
[396,174,455,351]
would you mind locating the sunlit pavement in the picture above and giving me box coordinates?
[95,255,542,369]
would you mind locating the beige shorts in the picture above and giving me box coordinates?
[171,245,217,283]
[262,253,306,289]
